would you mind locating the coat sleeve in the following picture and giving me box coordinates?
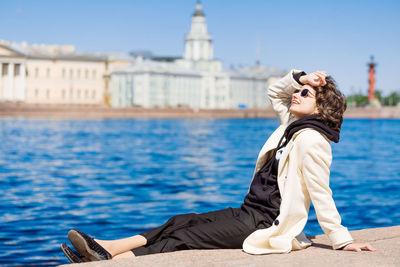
[298,131,353,250]
[267,69,303,125]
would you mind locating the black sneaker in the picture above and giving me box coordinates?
[68,229,112,261]
[61,242,87,263]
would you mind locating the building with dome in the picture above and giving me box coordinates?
[0,2,283,108]
[110,2,284,109]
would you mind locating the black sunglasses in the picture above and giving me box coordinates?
[294,89,315,98]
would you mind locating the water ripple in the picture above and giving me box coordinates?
[0,118,399,265]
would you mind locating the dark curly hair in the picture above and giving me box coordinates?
[314,76,347,131]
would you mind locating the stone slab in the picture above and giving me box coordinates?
[60,225,400,267]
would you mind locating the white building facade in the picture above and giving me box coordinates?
[0,43,27,102]
[110,3,284,109]
[0,41,130,105]
[25,55,107,105]
[111,61,202,108]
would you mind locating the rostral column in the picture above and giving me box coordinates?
[367,56,381,107]
[368,56,376,101]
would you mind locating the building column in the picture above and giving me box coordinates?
[5,63,14,101]
[0,63,3,101]
[18,64,26,101]
[143,73,150,108]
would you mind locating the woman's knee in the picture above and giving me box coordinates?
[167,213,197,224]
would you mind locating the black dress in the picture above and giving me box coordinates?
[132,150,281,256]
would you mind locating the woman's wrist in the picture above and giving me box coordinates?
[299,75,307,85]
[338,242,352,250]
[292,71,307,85]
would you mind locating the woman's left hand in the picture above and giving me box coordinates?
[343,242,376,252]
[299,71,327,87]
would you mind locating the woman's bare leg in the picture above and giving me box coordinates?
[94,235,147,257]
[112,251,136,259]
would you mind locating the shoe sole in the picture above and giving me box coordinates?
[68,229,104,261]
[61,243,83,263]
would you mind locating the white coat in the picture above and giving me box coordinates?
[242,70,353,254]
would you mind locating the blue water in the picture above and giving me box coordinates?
[0,118,399,266]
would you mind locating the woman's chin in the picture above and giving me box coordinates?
[289,107,299,118]
[290,111,308,120]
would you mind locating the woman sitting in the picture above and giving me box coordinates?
[61,69,375,263]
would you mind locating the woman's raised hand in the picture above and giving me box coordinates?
[343,242,376,252]
[299,71,327,87]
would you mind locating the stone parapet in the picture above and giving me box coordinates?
[1,104,400,119]
[60,226,400,267]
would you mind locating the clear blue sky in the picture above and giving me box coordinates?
[1,0,399,95]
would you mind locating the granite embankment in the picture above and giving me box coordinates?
[60,226,400,267]
[1,104,400,119]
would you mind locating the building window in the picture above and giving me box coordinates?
[46,68,50,78]
[77,90,81,99]
[14,64,21,76]
[92,70,96,79]
[2,63,9,76]
[85,69,89,79]
[35,68,39,78]
[46,89,50,99]
[62,68,66,78]
[84,89,88,99]
[69,88,73,99]
[62,89,66,99]
[35,89,39,98]
[69,69,73,79]
[92,90,96,99]
[77,69,81,79]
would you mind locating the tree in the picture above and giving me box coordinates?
[375,90,382,103]
[383,92,399,106]
[346,94,368,107]
[347,90,400,107]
